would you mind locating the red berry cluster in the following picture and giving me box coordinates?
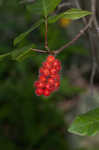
[34,55,61,97]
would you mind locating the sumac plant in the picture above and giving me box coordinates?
[2,0,99,137]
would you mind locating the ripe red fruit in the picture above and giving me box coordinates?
[39,75,46,82]
[52,59,61,67]
[51,74,60,81]
[45,83,54,91]
[46,55,55,63]
[50,67,57,75]
[34,81,39,87]
[48,78,55,85]
[56,64,61,72]
[43,89,51,96]
[34,55,61,96]
[42,62,52,69]
[39,67,50,76]
[43,68,50,76]
[45,83,51,89]
[37,81,45,88]
[54,81,60,90]
[39,67,44,74]
[35,88,44,96]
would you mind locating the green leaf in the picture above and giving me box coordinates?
[11,44,35,62]
[48,8,92,23]
[0,44,35,62]
[42,0,47,17]
[26,0,61,17]
[14,19,43,46]
[68,108,99,136]
[0,52,11,61]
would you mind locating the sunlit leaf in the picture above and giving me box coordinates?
[48,8,92,23]
[11,44,35,62]
[68,108,99,136]
[0,52,10,61]
[0,44,35,62]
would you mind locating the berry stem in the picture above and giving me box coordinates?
[45,17,50,52]
[54,16,93,55]
[31,48,48,53]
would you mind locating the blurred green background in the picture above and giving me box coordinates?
[0,0,99,150]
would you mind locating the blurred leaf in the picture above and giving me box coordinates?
[0,44,35,62]
[11,44,35,62]
[48,8,91,23]
[0,53,11,61]
[26,0,61,16]
[68,107,99,136]
[14,19,43,46]
[42,0,47,17]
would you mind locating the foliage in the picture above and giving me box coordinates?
[0,0,91,61]
[0,0,98,149]
[68,108,99,136]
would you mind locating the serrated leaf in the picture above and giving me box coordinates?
[48,8,91,23]
[14,19,43,46]
[26,0,61,17]
[68,108,99,136]
[11,44,35,62]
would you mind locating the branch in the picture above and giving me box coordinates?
[90,59,97,96]
[55,2,72,14]
[92,0,99,37]
[45,17,50,52]
[75,0,97,96]
[54,16,93,55]
[89,0,97,96]
[31,48,48,53]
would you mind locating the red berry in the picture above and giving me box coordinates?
[50,67,57,75]
[42,62,51,69]
[46,55,55,63]
[56,64,61,72]
[48,78,55,85]
[43,89,51,96]
[34,56,61,96]
[54,81,60,90]
[51,74,60,81]
[44,68,50,76]
[39,75,46,82]
[52,59,61,67]
[35,88,43,96]
[45,83,51,89]
[45,83,54,91]
[39,67,50,76]
[34,81,39,87]
[37,81,45,88]
[39,67,44,74]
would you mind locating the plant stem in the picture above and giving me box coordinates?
[75,0,97,96]
[31,48,48,53]
[54,16,93,55]
[45,17,50,52]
